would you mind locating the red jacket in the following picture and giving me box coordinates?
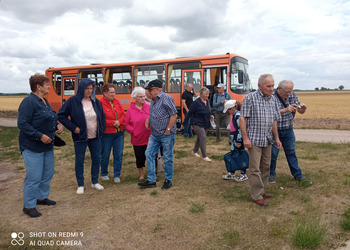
[100,96,125,134]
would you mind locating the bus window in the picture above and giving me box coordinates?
[184,71,202,92]
[78,69,104,95]
[106,67,132,94]
[64,78,75,96]
[52,72,62,95]
[135,64,165,90]
[203,67,227,88]
[230,57,251,94]
[168,62,200,93]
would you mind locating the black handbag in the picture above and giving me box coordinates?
[54,135,66,147]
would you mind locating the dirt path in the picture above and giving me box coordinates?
[2,118,349,143]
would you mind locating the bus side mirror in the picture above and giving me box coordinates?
[238,71,244,83]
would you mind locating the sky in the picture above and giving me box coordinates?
[0,0,349,93]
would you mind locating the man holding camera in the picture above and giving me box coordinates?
[269,80,311,184]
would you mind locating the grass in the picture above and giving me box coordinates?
[189,201,206,213]
[340,209,350,231]
[1,127,350,249]
[291,217,327,249]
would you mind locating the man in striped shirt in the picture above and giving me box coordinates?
[138,79,178,190]
[239,74,282,206]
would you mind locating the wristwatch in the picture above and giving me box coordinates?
[166,128,171,131]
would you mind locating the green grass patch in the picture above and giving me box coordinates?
[291,217,327,249]
[299,152,319,160]
[300,194,311,203]
[150,190,158,196]
[222,185,250,202]
[343,177,350,186]
[0,127,21,162]
[210,155,224,161]
[189,201,206,213]
[340,209,350,231]
[222,230,240,247]
[174,150,186,159]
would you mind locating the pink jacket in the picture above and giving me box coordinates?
[124,102,152,146]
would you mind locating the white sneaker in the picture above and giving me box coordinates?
[191,151,201,158]
[203,157,212,162]
[114,177,121,183]
[222,173,235,180]
[91,183,104,190]
[101,176,110,181]
[235,174,248,182]
[76,186,84,194]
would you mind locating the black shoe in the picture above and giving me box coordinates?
[23,207,42,218]
[162,180,172,190]
[37,198,56,206]
[138,180,156,188]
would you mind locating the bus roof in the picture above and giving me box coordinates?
[46,53,247,72]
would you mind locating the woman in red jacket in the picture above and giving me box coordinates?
[100,84,125,183]
[124,87,152,181]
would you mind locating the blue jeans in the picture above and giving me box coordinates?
[101,131,124,178]
[183,110,193,138]
[145,133,175,183]
[74,138,101,186]
[22,150,54,208]
[270,128,303,179]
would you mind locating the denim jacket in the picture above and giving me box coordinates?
[18,93,58,152]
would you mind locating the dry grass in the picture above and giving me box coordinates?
[1,91,350,130]
[296,91,350,119]
[1,129,350,249]
[0,95,27,111]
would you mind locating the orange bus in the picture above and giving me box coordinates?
[45,53,252,128]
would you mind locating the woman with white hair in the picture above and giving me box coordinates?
[125,87,152,181]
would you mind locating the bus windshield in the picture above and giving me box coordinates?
[230,57,251,94]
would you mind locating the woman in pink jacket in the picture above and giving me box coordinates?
[125,87,152,181]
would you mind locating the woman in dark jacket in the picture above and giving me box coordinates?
[18,73,63,217]
[58,78,106,194]
[181,87,214,162]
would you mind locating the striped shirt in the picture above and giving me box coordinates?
[149,91,178,136]
[240,89,281,147]
[274,91,300,130]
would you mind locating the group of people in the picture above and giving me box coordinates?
[18,73,311,218]
[181,75,311,207]
[18,75,177,217]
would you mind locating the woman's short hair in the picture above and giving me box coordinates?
[131,86,145,99]
[29,73,49,92]
[199,87,209,96]
[102,83,116,93]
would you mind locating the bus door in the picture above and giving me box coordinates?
[181,69,204,121]
[62,76,76,105]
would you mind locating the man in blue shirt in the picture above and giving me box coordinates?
[269,80,311,184]
[213,83,231,142]
[138,79,178,189]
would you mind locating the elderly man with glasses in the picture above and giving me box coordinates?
[268,80,311,184]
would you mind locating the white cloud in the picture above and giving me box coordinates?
[0,0,349,93]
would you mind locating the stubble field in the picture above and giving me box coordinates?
[0,91,350,249]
